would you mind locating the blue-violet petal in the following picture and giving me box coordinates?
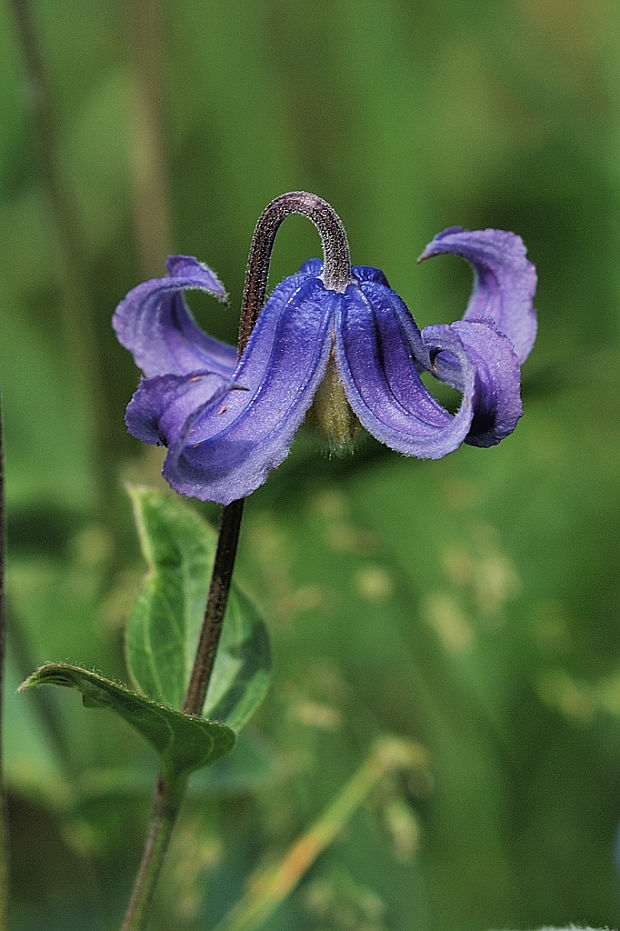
[126,371,232,446]
[113,255,237,378]
[335,279,476,458]
[163,275,337,504]
[419,227,537,364]
[422,320,522,448]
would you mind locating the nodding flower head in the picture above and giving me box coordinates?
[113,206,536,505]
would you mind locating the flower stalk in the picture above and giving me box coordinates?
[239,191,352,348]
[120,193,355,930]
[182,497,245,716]
[120,776,185,931]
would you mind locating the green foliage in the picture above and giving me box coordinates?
[16,487,271,791]
[127,485,271,730]
[19,664,235,785]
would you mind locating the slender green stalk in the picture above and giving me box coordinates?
[120,776,185,931]
[184,193,352,720]
[0,399,8,931]
[120,192,352,930]
[120,499,246,927]
[119,510,247,929]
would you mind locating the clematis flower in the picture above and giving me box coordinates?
[113,228,536,505]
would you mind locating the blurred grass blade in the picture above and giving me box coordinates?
[19,663,235,784]
[215,738,429,931]
[127,485,271,731]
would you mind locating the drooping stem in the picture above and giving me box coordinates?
[239,191,352,350]
[183,193,352,718]
[121,192,351,930]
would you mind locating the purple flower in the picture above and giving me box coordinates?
[113,229,536,505]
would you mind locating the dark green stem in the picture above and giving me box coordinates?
[182,498,245,715]
[119,775,185,931]
[119,494,245,929]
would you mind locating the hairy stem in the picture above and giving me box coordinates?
[183,193,351,718]
[119,493,245,930]
[239,191,352,349]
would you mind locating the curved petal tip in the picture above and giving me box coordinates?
[418,227,537,365]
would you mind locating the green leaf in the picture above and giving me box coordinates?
[126,485,271,731]
[19,663,235,784]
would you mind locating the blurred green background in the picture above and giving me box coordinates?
[1,1,619,929]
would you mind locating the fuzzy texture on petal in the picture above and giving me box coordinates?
[299,258,391,288]
[115,234,536,504]
[125,371,232,445]
[335,276,477,458]
[162,274,337,504]
[419,227,537,364]
[112,255,237,378]
[422,320,522,447]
